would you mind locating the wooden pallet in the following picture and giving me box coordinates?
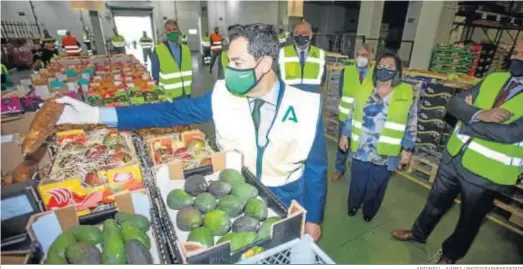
[407,153,440,183]
[493,199,523,228]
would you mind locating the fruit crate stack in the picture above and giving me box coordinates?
[322,65,345,140]
[473,44,496,78]
[429,44,476,75]
[417,82,464,152]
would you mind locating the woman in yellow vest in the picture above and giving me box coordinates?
[151,20,193,99]
[339,52,417,222]
[333,44,375,181]
[392,40,523,264]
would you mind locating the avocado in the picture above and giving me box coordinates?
[176,207,203,231]
[45,253,68,264]
[47,231,77,259]
[244,198,268,221]
[208,180,232,198]
[71,225,103,246]
[65,242,101,264]
[219,169,246,185]
[102,219,120,248]
[203,209,231,236]
[257,217,281,240]
[194,192,217,213]
[115,212,150,232]
[187,227,214,248]
[231,183,259,203]
[184,174,209,196]
[232,216,260,233]
[101,229,126,264]
[121,222,151,249]
[125,240,153,264]
[217,195,244,218]
[217,232,258,252]
[167,189,194,210]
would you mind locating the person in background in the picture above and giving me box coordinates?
[339,52,417,222]
[151,20,192,99]
[54,23,327,242]
[218,24,240,79]
[392,40,523,264]
[1,63,14,91]
[40,29,55,49]
[278,28,288,46]
[132,40,137,50]
[139,31,154,65]
[111,28,126,54]
[82,27,93,55]
[181,33,188,45]
[279,22,326,93]
[201,32,211,65]
[61,31,82,56]
[209,26,223,73]
[32,41,58,70]
[332,44,375,181]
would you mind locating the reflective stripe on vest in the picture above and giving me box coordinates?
[338,64,374,122]
[140,38,154,48]
[155,43,193,98]
[112,36,125,47]
[64,45,82,54]
[446,72,523,185]
[279,45,325,86]
[351,82,413,156]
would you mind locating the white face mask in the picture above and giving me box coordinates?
[356,56,369,68]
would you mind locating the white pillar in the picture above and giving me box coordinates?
[409,1,444,70]
[356,1,384,40]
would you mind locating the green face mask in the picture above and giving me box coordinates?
[167,32,179,42]
[224,59,266,96]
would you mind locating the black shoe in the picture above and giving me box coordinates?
[363,216,373,222]
[348,208,358,216]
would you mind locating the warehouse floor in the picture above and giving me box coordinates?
[189,55,523,264]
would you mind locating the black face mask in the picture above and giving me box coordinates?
[509,59,523,77]
[376,68,396,82]
[294,35,310,48]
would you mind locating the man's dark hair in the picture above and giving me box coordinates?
[373,51,403,87]
[229,23,279,71]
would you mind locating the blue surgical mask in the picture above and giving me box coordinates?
[376,68,396,82]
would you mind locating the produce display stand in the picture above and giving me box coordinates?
[25,189,170,264]
[146,150,308,264]
[238,234,335,265]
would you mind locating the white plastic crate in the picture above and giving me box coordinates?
[237,235,335,265]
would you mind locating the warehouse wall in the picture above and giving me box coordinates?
[303,2,357,34]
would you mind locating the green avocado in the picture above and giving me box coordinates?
[71,225,103,246]
[203,209,231,236]
[121,222,151,249]
[231,183,259,203]
[65,242,101,264]
[244,198,268,221]
[194,192,217,213]
[187,227,214,248]
[217,195,244,218]
[101,229,125,264]
[176,207,203,231]
[217,232,258,252]
[257,217,281,240]
[208,181,232,198]
[115,212,150,232]
[219,169,246,185]
[47,231,77,259]
[167,189,194,210]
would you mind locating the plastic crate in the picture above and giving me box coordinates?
[238,235,335,264]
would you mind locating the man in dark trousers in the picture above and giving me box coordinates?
[392,40,523,264]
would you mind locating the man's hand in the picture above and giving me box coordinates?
[339,136,349,152]
[305,222,321,242]
[464,95,473,105]
[475,108,511,123]
[399,150,412,168]
[55,96,101,125]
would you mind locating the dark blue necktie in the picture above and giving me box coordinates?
[299,51,305,68]
[251,99,265,134]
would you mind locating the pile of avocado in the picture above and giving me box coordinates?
[45,212,153,264]
[166,169,281,252]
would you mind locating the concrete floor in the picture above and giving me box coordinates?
[11,53,522,264]
[187,54,523,264]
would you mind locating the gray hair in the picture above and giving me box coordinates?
[229,24,279,71]
[165,19,179,29]
[294,22,312,33]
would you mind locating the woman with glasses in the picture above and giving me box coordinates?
[338,52,418,222]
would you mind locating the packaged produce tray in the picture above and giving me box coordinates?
[39,128,144,216]
[151,151,306,264]
[25,189,170,264]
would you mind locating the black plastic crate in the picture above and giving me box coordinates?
[151,163,304,264]
[417,119,446,133]
[418,106,447,121]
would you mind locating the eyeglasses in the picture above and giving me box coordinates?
[376,64,396,71]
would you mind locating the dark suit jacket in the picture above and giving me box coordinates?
[443,76,523,192]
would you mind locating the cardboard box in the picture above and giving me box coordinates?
[1,112,36,135]
[1,134,24,173]
[25,189,166,264]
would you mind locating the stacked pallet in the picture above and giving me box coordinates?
[490,44,511,73]
[474,44,496,78]
[430,44,476,75]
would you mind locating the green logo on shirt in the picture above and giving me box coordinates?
[282,106,298,123]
